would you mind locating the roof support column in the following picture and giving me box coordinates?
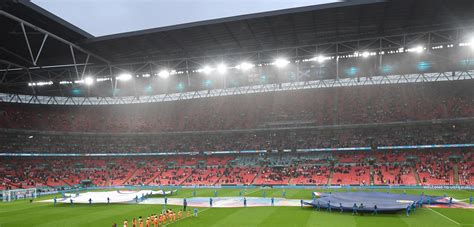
[20,22,36,66]
[1,64,10,83]
[186,60,191,87]
[34,34,48,65]
[27,70,36,94]
[81,54,91,80]
[70,45,80,80]
[296,48,299,82]
[110,65,116,98]
[336,44,339,81]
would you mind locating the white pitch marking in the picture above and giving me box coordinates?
[427,208,460,226]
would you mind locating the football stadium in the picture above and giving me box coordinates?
[0,0,473,226]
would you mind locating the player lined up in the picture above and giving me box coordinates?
[121,208,192,227]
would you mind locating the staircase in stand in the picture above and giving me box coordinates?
[327,168,334,185]
[250,167,263,184]
[213,167,227,186]
[179,171,194,186]
[145,171,164,185]
[369,165,374,185]
[411,166,421,185]
[452,164,459,185]
[121,168,139,185]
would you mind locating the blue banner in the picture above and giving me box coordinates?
[1,143,472,157]
[378,144,474,150]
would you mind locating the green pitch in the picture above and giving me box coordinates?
[1,188,473,227]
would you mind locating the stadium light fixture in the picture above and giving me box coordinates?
[28,81,53,86]
[237,62,254,71]
[158,70,170,79]
[312,55,326,63]
[59,81,72,85]
[97,78,111,82]
[273,58,290,68]
[414,46,424,53]
[116,73,132,81]
[84,77,94,86]
[361,51,370,58]
[217,63,227,74]
[408,46,424,54]
[201,65,214,74]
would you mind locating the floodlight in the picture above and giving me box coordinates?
[273,58,290,68]
[237,62,254,70]
[117,73,132,81]
[217,64,227,73]
[158,70,170,79]
[313,55,326,63]
[414,46,424,53]
[361,51,370,58]
[201,66,214,74]
[408,46,424,54]
[84,77,94,86]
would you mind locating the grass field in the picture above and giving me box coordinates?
[1,188,473,227]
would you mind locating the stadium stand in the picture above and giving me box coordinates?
[0,81,472,133]
[0,81,472,189]
[1,149,471,189]
[0,122,470,154]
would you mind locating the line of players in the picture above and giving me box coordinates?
[119,208,197,227]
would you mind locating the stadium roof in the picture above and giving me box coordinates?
[0,0,94,66]
[1,0,474,96]
[83,0,474,64]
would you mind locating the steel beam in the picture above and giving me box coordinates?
[70,45,80,80]
[0,63,10,83]
[2,71,472,106]
[20,23,36,65]
[91,27,469,69]
[0,10,110,64]
[34,34,48,65]
[0,26,467,74]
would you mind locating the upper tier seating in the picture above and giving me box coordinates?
[0,81,472,133]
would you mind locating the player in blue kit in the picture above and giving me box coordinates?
[352,203,358,215]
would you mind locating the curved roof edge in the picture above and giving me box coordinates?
[86,0,385,43]
[19,0,94,39]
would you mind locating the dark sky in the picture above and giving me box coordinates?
[33,0,338,37]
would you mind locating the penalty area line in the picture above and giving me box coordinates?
[427,208,460,226]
